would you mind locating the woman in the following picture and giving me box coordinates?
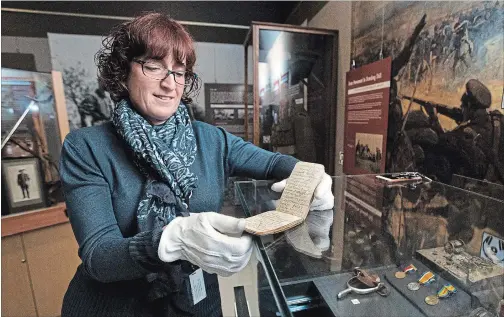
[60,12,333,317]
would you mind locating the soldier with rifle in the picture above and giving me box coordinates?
[403,79,504,184]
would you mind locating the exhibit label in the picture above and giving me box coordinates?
[343,57,391,175]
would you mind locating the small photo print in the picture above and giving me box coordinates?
[5,162,42,203]
[237,109,253,121]
[213,109,235,121]
[355,133,383,173]
[2,157,46,213]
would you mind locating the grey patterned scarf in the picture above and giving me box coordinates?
[112,99,198,303]
[113,99,198,231]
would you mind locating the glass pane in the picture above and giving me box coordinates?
[1,68,61,173]
[257,29,335,170]
[236,176,504,317]
[450,174,504,202]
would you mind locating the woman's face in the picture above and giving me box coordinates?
[126,55,186,125]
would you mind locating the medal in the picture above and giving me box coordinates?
[437,286,451,298]
[407,282,420,291]
[425,295,439,306]
[395,271,406,279]
[418,271,435,285]
[444,284,456,293]
[437,284,457,298]
[403,264,418,274]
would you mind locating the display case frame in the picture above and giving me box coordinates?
[244,22,339,174]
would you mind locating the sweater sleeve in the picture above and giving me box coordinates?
[221,128,298,180]
[60,137,173,283]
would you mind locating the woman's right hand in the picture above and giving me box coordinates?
[158,212,253,277]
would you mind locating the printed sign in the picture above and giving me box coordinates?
[481,232,504,267]
[343,57,392,174]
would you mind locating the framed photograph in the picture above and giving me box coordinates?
[204,83,253,139]
[2,157,46,214]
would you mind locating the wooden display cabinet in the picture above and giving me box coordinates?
[243,22,339,175]
[1,71,79,317]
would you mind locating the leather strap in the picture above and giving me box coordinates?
[354,268,381,287]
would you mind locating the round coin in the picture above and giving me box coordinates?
[425,295,439,306]
[407,282,420,291]
[395,271,406,279]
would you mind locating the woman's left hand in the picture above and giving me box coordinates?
[271,173,334,211]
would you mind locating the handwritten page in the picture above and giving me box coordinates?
[244,162,326,235]
[276,162,325,219]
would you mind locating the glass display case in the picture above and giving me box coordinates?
[1,68,68,215]
[234,175,504,317]
[450,174,504,203]
[244,23,338,174]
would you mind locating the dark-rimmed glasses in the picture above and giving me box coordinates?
[133,59,198,86]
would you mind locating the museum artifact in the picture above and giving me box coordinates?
[417,246,504,285]
[244,162,325,235]
[425,295,440,306]
[337,268,390,299]
[437,284,457,299]
[418,271,436,285]
[444,239,466,254]
[404,263,418,274]
[395,271,406,279]
[408,282,420,291]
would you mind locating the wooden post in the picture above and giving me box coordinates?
[51,71,70,143]
[31,108,52,182]
[253,25,260,146]
[244,39,249,141]
[27,81,52,182]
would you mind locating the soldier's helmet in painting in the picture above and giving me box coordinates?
[461,79,492,109]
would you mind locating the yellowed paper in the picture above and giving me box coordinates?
[244,162,326,235]
[245,211,302,235]
[276,162,325,219]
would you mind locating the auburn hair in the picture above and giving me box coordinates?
[96,12,200,103]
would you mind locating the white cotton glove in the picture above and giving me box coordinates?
[158,212,253,277]
[271,173,334,211]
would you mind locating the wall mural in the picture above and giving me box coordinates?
[351,1,504,185]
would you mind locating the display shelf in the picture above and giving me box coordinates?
[1,202,68,237]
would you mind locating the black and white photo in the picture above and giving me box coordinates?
[2,158,46,213]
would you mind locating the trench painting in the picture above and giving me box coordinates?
[351,1,504,185]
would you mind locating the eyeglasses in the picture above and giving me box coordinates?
[133,59,198,86]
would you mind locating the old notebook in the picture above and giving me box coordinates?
[244,162,326,235]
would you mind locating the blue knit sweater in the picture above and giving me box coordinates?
[59,121,297,317]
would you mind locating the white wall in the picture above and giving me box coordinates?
[308,1,352,176]
[193,42,253,112]
[2,36,253,115]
